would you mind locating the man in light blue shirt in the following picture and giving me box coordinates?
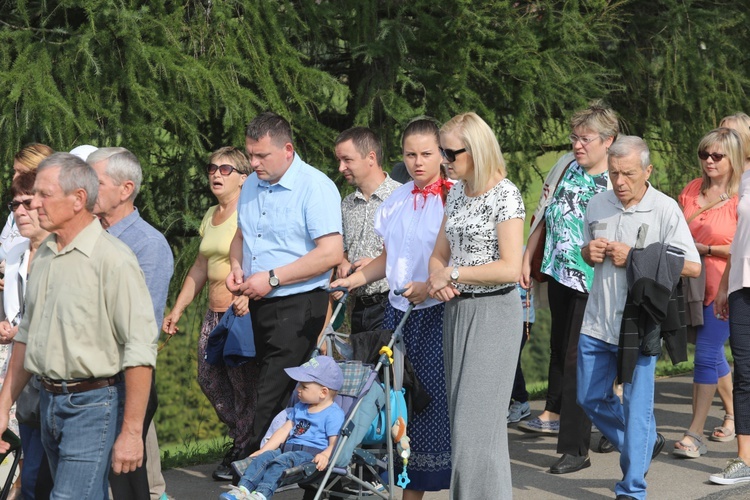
[227,112,343,454]
[89,147,173,500]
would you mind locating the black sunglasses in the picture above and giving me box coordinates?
[8,199,33,213]
[206,163,239,176]
[698,151,727,162]
[439,147,467,163]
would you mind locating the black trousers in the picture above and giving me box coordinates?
[350,292,388,334]
[730,289,750,435]
[246,289,328,453]
[511,323,531,402]
[109,371,159,500]
[547,278,592,457]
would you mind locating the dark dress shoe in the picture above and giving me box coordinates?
[616,496,637,500]
[549,454,591,474]
[652,432,665,460]
[596,435,615,453]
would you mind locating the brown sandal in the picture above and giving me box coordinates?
[710,414,736,442]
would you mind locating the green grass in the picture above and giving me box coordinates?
[160,436,232,470]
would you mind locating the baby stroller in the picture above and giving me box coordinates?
[233,288,414,500]
[0,429,22,500]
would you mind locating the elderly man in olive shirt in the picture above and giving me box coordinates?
[0,153,158,499]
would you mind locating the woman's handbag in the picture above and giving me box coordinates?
[529,160,575,283]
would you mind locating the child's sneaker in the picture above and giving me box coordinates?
[709,457,750,485]
[219,485,252,500]
[507,401,531,423]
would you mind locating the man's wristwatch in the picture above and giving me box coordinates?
[269,269,280,288]
[450,266,460,283]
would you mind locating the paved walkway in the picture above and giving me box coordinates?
[164,373,750,499]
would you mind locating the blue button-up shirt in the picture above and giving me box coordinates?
[237,153,342,298]
[108,208,174,340]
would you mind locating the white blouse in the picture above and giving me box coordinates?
[444,178,525,294]
[730,169,750,295]
[374,181,445,312]
[4,240,31,325]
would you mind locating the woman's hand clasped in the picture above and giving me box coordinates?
[0,320,17,344]
[426,267,460,302]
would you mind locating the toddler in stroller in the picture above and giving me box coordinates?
[220,356,345,500]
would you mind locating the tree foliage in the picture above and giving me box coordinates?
[1,0,749,444]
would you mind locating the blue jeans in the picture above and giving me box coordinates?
[40,383,124,499]
[239,449,314,497]
[577,334,657,500]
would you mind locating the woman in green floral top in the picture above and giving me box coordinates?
[519,101,619,475]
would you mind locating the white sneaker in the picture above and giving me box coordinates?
[507,401,531,423]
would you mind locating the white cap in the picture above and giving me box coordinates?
[69,145,98,161]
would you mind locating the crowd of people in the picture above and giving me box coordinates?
[0,105,748,499]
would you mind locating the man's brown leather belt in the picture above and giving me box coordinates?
[40,374,123,394]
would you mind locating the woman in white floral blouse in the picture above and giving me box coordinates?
[428,112,525,499]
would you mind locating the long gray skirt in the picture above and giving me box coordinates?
[443,291,522,499]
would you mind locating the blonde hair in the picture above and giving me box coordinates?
[440,112,505,191]
[697,128,743,197]
[209,146,252,175]
[15,143,54,171]
[570,100,619,140]
[719,112,750,165]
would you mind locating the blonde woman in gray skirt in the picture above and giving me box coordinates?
[428,112,525,499]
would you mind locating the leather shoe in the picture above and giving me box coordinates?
[549,454,591,474]
[616,496,637,500]
[596,435,615,453]
[652,432,665,460]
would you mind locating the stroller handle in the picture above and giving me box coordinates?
[393,287,407,296]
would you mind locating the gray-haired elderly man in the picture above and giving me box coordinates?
[0,153,158,498]
[87,147,173,500]
[576,136,700,500]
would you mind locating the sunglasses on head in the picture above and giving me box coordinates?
[698,151,727,162]
[206,163,239,176]
[439,147,467,163]
[8,199,33,213]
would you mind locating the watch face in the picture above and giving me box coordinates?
[269,276,280,287]
[450,269,459,281]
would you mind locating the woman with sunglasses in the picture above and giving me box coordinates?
[0,171,54,499]
[427,112,524,498]
[674,128,743,459]
[518,102,619,474]
[0,143,54,270]
[162,146,258,481]
[331,118,453,498]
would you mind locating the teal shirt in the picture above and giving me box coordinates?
[541,162,608,293]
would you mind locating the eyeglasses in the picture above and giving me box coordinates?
[569,134,601,146]
[8,199,33,213]
[206,163,239,176]
[439,147,467,163]
[698,151,727,162]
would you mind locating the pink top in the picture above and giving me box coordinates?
[679,178,738,305]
